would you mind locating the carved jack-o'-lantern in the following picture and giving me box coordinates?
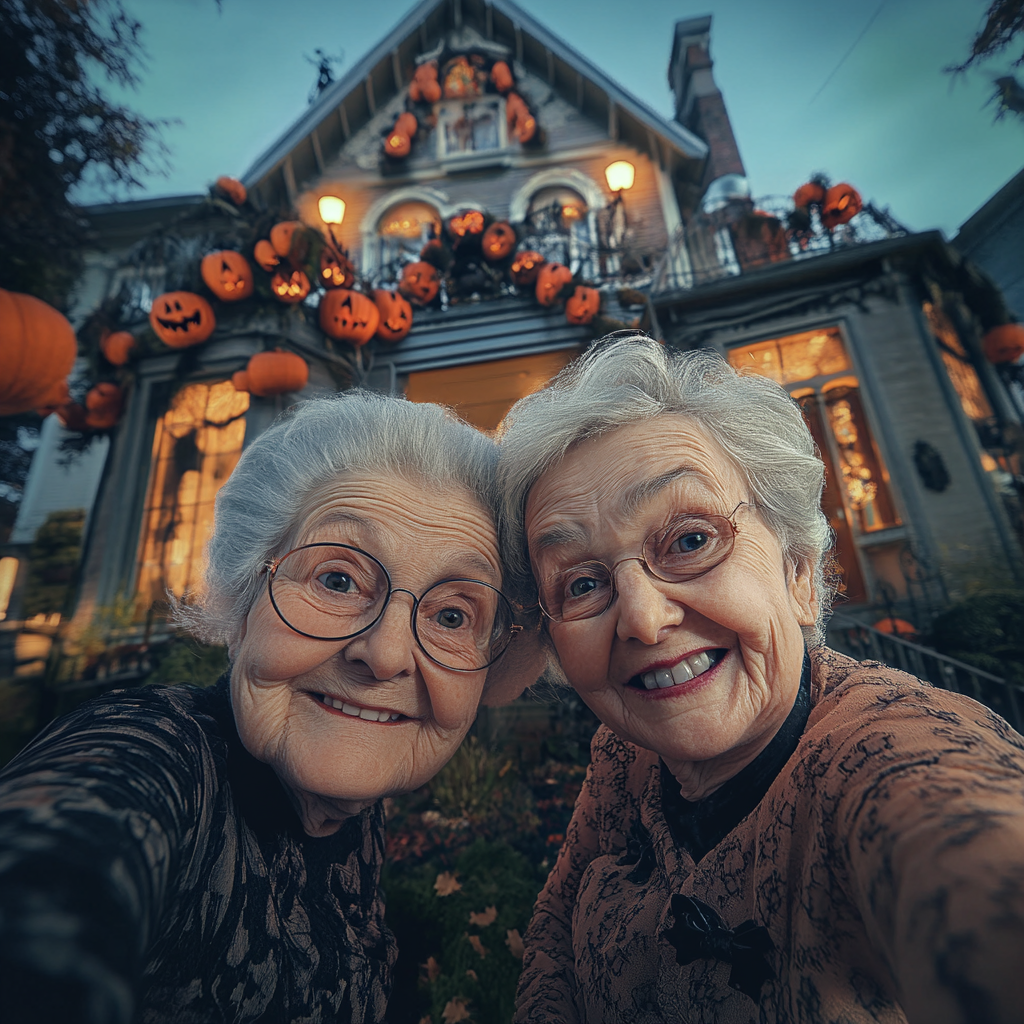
[270,221,303,259]
[535,263,573,306]
[792,182,826,208]
[565,285,601,325]
[384,131,412,159]
[320,247,355,289]
[398,261,440,305]
[448,210,485,238]
[820,184,862,230]
[491,61,514,94]
[253,239,280,272]
[270,269,312,304]
[511,250,545,287]
[245,350,310,397]
[201,250,254,302]
[482,222,516,262]
[409,61,441,104]
[373,289,413,343]
[215,176,247,206]
[982,323,1024,364]
[150,291,216,347]
[100,330,136,366]
[505,92,536,144]
[319,289,381,346]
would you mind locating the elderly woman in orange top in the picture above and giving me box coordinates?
[497,336,1024,1024]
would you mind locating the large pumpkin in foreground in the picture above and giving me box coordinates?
[0,289,77,416]
[244,350,310,397]
[150,291,216,347]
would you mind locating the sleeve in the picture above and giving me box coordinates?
[832,683,1024,1024]
[513,726,627,1024]
[0,692,213,1024]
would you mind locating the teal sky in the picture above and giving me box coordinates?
[81,0,1023,237]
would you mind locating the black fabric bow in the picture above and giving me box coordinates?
[663,894,776,1003]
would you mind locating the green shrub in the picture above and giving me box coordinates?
[925,589,1024,685]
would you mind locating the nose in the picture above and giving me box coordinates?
[612,560,685,644]
[341,589,418,681]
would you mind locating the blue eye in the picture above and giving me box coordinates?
[568,577,600,598]
[317,571,354,592]
[670,531,709,553]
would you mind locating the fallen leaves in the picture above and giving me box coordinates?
[467,934,488,957]
[442,997,472,1022]
[434,871,462,896]
[425,956,440,982]
[505,928,525,959]
[468,905,497,927]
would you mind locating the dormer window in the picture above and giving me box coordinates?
[435,97,507,160]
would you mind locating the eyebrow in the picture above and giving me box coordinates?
[620,464,706,518]
[531,521,590,553]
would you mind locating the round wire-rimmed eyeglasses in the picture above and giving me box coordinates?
[537,501,752,623]
[264,542,521,672]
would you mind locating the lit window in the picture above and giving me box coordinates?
[136,381,250,610]
[374,201,442,287]
[523,186,595,276]
[923,301,994,423]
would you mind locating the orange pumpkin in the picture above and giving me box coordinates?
[511,250,545,287]
[253,239,281,272]
[201,250,254,302]
[448,210,485,238]
[565,285,601,325]
[215,176,247,205]
[84,382,123,430]
[373,289,413,343]
[34,379,71,417]
[270,221,303,259]
[0,289,77,417]
[395,112,418,137]
[482,222,516,262]
[409,61,442,104]
[821,183,862,229]
[506,92,536,144]
[384,131,412,158]
[100,330,136,366]
[320,247,355,289]
[792,182,826,208]
[149,291,216,347]
[270,269,312,304]
[232,370,250,393]
[491,60,514,94]
[535,263,573,306]
[982,323,1024,364]
[319,289,380,346]
[398,261,440,305]
[245,350,309,397]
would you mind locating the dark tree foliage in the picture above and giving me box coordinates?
[0,0,170,307]
[950,0,1024,71]
[0,415,40,544]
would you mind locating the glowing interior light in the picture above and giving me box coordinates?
[318,195,346,225]
[604,160,635,192]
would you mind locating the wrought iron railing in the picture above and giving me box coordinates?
[827,615,1022,732]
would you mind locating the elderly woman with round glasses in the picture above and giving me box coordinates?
[0,391,538,1024]
[499,337,1024,1024]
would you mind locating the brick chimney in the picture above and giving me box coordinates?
[669,16,746,189]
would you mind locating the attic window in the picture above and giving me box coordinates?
[436,97,507,160]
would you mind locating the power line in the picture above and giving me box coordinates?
[809,0,889,105]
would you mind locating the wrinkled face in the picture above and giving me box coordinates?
[231,473,503,817]
[525,416,816,776]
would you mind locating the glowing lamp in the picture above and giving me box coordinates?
[604,160,635,193]
[318,195,346,225]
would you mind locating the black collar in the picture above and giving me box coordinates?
[660,652,812,863]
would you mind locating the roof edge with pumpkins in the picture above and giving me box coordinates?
[240,0,709,199]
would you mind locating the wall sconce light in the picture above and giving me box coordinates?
[318,195,346,225]
[604,160,635,194]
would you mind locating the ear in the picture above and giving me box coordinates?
[481,621,550,706]
[786,558,819,628]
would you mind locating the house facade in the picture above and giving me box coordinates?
[3,0,1022,690]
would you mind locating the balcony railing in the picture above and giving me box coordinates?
[826,615,1022,732]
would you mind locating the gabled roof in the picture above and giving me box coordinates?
[241,0,708,207]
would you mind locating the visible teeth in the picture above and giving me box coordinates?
[342,702,360,716]
[655,669,675,689]
[689,651,711,675]
[319,695,400,722]
[673,660,694,683]
[639,651,719,691]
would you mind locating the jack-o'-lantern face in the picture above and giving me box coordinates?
[535,263,573,306]
[448,210,485,239]
[271,269,312,304]
[201,250,254,302]
[511,250,545,287]
[319,288,381,346]
[254,239,280,272]
[482,222,516,262]
[384,131,412,159]
[320,248,355,289]
[565,285,601,325]
[398,261,440,305]
[821,184,862,230]
[150,291,216,347]
[373,289,413,343]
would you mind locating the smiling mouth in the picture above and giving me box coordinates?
[313,693,406,723]
[630,648,727,691]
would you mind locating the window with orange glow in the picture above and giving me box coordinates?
[374,201,443,287]
[923,301,994,423]
[136,381,249,610]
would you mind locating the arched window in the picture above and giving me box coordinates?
[520,186,596,277]
[373,201,442,287]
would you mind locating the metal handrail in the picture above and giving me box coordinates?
[826,615,1023,732]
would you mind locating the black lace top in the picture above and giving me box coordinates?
[0,676,396,1024]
